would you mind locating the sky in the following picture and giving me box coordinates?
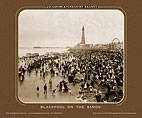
[18,9,124,47]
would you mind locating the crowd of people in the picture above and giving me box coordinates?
[18,49,124,102]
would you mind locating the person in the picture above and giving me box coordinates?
[43,72,45,78]
[49,79,52,89]
[62,83,65,92]
[40,69,42,76]
[64,83,68,92]
[43,84,47,95]
[89,86,93,93]
[96,92,101,102]
[79,88,82,94]
[35,68,38,76]
[84,83,87,90]
[37,86,39,91]
[36,86,39,97]
[59,82,62,92]
[52,89,56,95]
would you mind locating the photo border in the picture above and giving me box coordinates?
[15,7,127,105]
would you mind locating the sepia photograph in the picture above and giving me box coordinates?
[18,9,124,103]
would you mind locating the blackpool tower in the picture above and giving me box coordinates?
[80,25,86,45]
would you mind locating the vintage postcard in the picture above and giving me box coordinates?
[0,0,141,117]
[18,9,124,103]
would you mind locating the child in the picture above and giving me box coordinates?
[36,86,39,97]
[52,89,56,95]
[68,88,72,95]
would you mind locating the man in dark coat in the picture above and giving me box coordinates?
[43,84,47,95]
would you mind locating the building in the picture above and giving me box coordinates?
[80,26,86,45]
[73,26,93,49]
[70,26,123,52]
